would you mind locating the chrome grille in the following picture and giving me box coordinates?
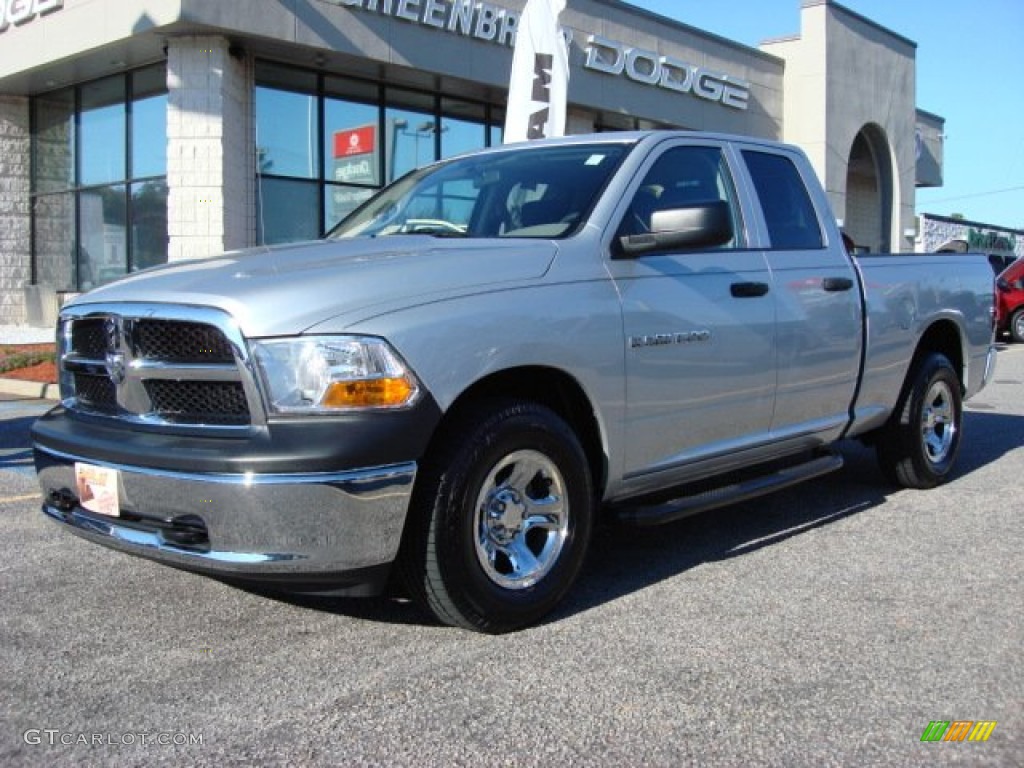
[73,372,117,410]
[59,304,263,430]
[135,320,236,363]
[144,380,250,425]
[70,318,107,358]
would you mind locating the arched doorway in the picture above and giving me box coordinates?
[845,124,894,253]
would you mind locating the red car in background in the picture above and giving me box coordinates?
[996,258,1024,342]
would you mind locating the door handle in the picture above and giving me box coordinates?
[730,281,770,298]
[823,277,854,292]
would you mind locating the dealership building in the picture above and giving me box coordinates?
[0,0,948,325]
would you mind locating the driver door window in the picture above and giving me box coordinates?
[618,145,742,247]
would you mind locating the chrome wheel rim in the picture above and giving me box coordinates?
[921,380,956,464]
[1013,312,1024,340]
[474,449,569,590]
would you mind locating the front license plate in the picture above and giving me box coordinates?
[74,462,121,517]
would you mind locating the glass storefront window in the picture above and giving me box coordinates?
[441,98,488,159]
[80,76,126,186]
[325,185,375,232]
[255,87,319,179]
[257,177,320,245]
[131,65,167,180]
[131,181,168,271]
[324,97,379,187]
[78,184,127,291]
[132,93,167,179]
[31,65,169,291]
[255,63,504,244]
[441,117,487,160]
[385,109,436,182]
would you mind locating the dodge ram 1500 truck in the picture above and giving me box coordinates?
[33,132,997,632]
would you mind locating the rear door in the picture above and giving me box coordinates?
[604,139,778,485]
[738,146,863,443]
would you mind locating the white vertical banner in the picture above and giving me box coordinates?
[503,0,569,143]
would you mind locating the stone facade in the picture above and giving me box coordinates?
[763,1,918,252]
[167,37,254,262]
[0,95,30,324]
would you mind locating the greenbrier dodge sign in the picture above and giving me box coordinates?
[327,0,752,111]
[0,0,63,32]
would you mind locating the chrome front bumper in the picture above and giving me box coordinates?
[35,446,415,595]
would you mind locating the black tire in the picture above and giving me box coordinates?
[1011,308,1024,343]
[876,353,963,489]
[398,399,594,633]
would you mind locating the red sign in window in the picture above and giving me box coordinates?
[333,126,376,158]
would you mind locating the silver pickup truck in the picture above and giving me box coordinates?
[33,132,996,632]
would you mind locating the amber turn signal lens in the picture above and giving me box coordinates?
[320,377,415,409]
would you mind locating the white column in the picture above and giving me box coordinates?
[166,37,254,262]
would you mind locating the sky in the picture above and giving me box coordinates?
[623,0,1024,230]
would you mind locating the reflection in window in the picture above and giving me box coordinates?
[79,185,127,291]
[131,181,168,272]
[325,185,374,232]
[441,117,487,160]
[80,77,126,186]
[255,87,319,179]
[255,63,504,243]
[30,65,169,291]
[132,93,167,179]
[440,99,487,160]
[324,98,379,186]
[386,108,437,182]
[257,178,320,245]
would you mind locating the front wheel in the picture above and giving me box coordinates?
[399,399,594,633]
[876,353,963,489]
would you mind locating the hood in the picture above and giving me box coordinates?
[68,237,558,336]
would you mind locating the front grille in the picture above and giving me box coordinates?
[74,373,117,410]
[71,318,107,358]
[145,380,250,425]
[60,306,258,430]
[135,320,236,363]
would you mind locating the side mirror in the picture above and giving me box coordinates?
[615,200,734,258]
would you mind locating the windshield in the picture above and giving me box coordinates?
[329,142,632,240]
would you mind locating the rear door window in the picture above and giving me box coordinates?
[743,151,823,250]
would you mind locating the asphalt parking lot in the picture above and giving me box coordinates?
[1,346,1021,767]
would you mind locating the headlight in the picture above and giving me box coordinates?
[251,336,420,413]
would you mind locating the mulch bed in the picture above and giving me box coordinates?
[0,344,57,384]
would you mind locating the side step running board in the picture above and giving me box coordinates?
[613,452,844,527]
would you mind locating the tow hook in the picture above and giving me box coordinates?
[48,488,77,513]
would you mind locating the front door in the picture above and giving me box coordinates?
[606,142,778,485]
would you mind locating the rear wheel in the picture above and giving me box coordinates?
[1011,308,1024,343]
[399,399,594,633]
[876,353,962,489]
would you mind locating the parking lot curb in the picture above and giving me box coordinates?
[0,378,58,401]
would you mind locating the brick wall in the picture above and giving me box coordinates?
[0,95,31,324]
